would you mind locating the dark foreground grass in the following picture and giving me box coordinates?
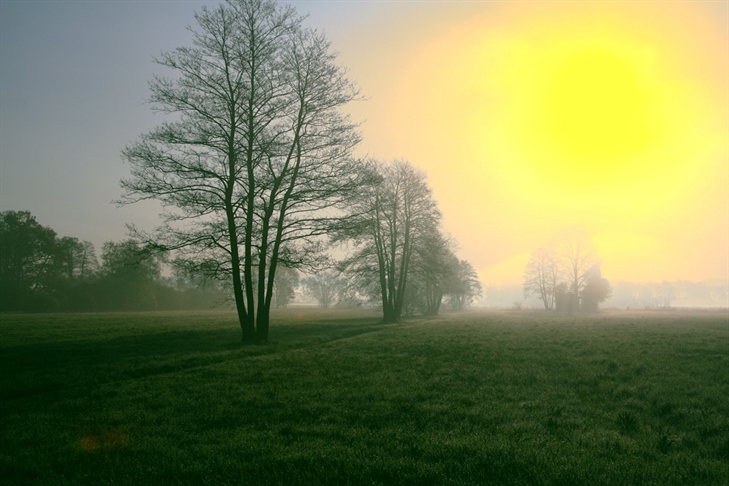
[1,308,728,485]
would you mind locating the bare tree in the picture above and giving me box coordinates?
[406,229,455,316]
[523,246,560,310]
[337,160,440,323]
[121,0,360,342]
[447,259,482,311]
[272,266,298,308]
[301,272,340,308]
[560,233,598,309]
[523,232,611,313]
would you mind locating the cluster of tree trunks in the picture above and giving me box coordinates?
[121,0,361,342]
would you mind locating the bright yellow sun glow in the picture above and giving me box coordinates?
[533,45,655,178]
[370,1,728,284]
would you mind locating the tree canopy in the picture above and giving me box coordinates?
[120,0,361,342]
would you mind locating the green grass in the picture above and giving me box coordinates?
[1,308,728,484]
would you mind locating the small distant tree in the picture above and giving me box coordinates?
[336,160,441,322]
[273,266,299,308]
[98,240,162,310]
[446,259,482,311]
[523,246,560,310]
[524,231,609,313]
[302,272,341,308]
[561,233,598,309]
[580,266,612,312]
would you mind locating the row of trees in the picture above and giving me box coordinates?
[523,236,611,312]
[333,160,481,320]
[120,0,480,341]
[0,211,226,312]
[0,1,483,331]
[1,202,480,320]
[609,280,728,309]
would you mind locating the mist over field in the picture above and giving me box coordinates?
[0,1,727,483]
[2,309,729,484]
[1,0,727,295]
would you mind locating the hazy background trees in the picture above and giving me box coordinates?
[336,160,440,322]
[606,280,727,309]
[4,208,724,313]
[120,0,361,342]
[523,246,560,310]
[272,266,299,309]
[0,210,226,312]
[301,272,342,308]
[335,159,480,321]
[523,234,611,312]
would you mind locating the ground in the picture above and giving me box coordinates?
[1,308,728,484]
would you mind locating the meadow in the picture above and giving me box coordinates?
[1,308,728,485]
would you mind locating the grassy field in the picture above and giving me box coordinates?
[1,308,728,485]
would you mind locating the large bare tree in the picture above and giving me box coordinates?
[121,0,360,342]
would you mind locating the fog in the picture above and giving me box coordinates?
[1,0,727,293]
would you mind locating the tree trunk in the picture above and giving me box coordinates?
[227,210,255,343]
[382,304,398,323]
[256,311,270,342]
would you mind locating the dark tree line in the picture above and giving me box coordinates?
[2,1,482,329]
[0,211,226,312]
[119,0,480,339]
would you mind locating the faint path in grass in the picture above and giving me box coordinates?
[0,308,402,404]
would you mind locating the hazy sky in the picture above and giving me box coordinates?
[1,0,727,286]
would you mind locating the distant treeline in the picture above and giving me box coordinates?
[483,280,728,309]
[0,211,229,313]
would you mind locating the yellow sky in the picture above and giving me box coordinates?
[336,0,728,285]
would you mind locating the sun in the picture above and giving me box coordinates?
[514,38,665,190]
[540,47,653,164]
[386,0,727,283]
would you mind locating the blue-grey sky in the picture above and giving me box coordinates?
[0,0,453,247]
[1,1,727,284]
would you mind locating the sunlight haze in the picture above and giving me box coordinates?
[1,0,726,287]
[340,1,728,285]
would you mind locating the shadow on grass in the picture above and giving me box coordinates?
[1,311,386,402]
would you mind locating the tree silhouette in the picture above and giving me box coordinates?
[523,246,560,310]
[0,211,61,310]
[336,160,441,323]
[121,0,361,342]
